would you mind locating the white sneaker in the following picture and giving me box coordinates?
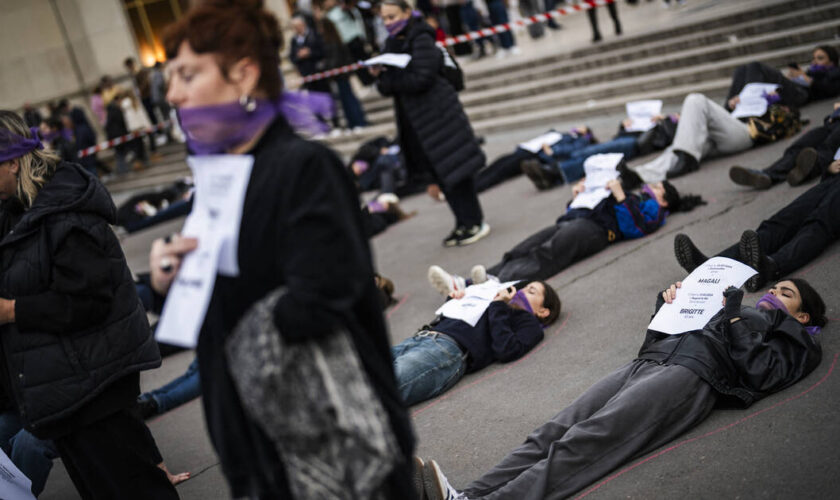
[509,46,521,56]
[328,129,343,138]
[495,48,509,59]
[423,460,466,500]
[470,265,488,285]
[428,265,466,297]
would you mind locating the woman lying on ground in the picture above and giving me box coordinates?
[417,277,826,500]
[429,169,705,286]
[392,279,560,406]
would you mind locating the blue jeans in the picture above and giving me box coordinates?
[335,77,368,128]
[554,136,639,182]
[486,0,515,48]
[139,358,201,414]
[0,412,59,496]
[391,332,468,406]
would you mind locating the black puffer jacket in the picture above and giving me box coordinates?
[638,294,821,406]
[0,162,160,431]
[377,18,485,189]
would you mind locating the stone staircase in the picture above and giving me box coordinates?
[322,0,840,157]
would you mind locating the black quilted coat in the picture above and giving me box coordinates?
[377,18,485,189]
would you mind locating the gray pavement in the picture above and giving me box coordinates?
[39,2,840,498]
[41,97,840,499]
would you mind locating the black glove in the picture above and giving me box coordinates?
[722,286,744,321]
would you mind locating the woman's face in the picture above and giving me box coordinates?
[380,4,411,25]
[0,160,19,201]
[646,182,668,207]
[812,49,832,67]
[521,282,549,319]
[766,280,807,323]
[166,42,257,110]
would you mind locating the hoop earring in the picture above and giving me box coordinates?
[239,94,257,113]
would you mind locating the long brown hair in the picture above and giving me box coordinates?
[162,0,284,99]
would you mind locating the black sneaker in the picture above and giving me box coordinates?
[666,150,699,179]
[729,166,772,190]
[137,396,159,419]
[443,227,464,247]
[674,233,707,273]
[455,222,490,246]
[521,160,557,190]
[739,230,778,292]
[787,148,818,186]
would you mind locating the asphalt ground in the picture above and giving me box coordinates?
[37,95,840,499]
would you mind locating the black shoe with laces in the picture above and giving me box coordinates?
[729,166,773,190]
[442,227,464,247]
[739,230,778,292]
[674,233,707,273]
[137,396,159,419]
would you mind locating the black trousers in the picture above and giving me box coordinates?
[587,2,620,38]
[763,118,840,182]
[726,62,809,109]
[488,218,609,282]
[53,409,178,500]
[346,37,375,85]
[476,149,532,193]
[444,176,484,228]
[717,174,840,276]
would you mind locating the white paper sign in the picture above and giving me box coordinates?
[625,100,662,132]
[362,53,412,68]
[435,280,518,327]
[517,131,564,154]
[833,146,840,161]
[731,83,778,119]
[155,155,254,348]
[568,153,623,210]
[647,257,757,335]
[0,449,36,500]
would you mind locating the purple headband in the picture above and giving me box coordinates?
[0,128,43,163]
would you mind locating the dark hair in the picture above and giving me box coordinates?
[123,57,136,68]
[536,281,562,326]
[382,0,412,11]
[662,180,706,213]
[815,45,839,66]
[46,117,64,131]
[162,0,284,99]
[788,278,827,327]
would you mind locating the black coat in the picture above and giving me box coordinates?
[289,30,326,77]
[807,65,840,101]
[0,162,160,436]
[377,18,485,189]
[638,293,821,407]
[195,116,416,498]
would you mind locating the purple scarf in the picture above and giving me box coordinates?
[509,289,534,315]
[0,128,43,163]
[177,91,334,155]
[755,293,821,336]
[385,18,409,37]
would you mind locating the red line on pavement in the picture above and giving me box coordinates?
[575,351,839,499]
[386,293,411,319]
[411,311,571,418]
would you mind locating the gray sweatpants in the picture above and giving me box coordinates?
[634,93,753,182]
[463,360,717,500]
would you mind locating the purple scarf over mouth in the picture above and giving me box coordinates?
[509,289,534,314]
[176,91,334,155]
[0,128,43,163]
[755,293,821,336]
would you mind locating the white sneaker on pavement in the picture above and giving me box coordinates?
[428,266,466,297]
[470,265,488,285]
[423,460,466,500]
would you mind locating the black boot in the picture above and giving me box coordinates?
[521,159,562,190]
[729,166,773,190]
[674,233,708,273]
[786,147,819,186]
[666,150,699,179]
[739,230,779,292]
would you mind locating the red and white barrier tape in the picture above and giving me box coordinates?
[78,121,170,158]
[302,0,614,83]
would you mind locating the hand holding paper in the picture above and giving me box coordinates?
[648,257,757,335]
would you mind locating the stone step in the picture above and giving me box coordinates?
[355,0,833,109]
[355,5,839,120]
[357,21,837,127]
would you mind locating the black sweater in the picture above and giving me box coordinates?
[435,301,544,373]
